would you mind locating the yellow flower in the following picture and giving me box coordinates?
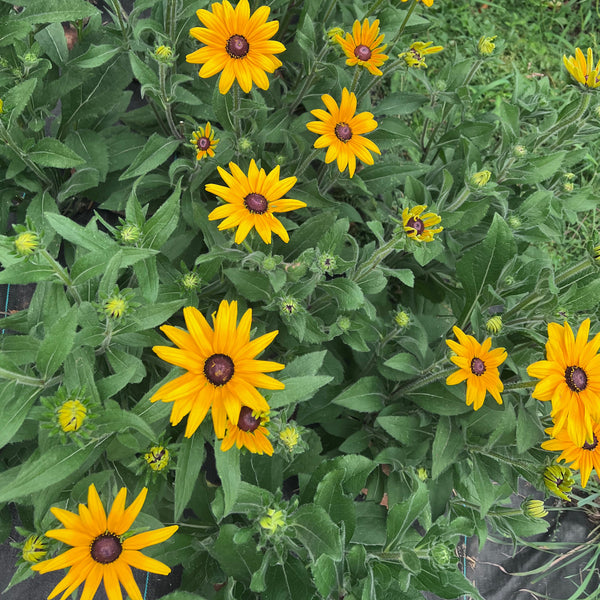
[279,425,299,450]
[471,170,491,187]
[190,122,219,161]
[402,205,443,242]
[206,160,305,244]
[0,98,3,113]
[14,231,39,256]
[152,301,284,438]
[31,484,178,600]
[221,407,273,455]
[542,420,600,488]
[478,35,497,55]
[186,0,285,94]
[394,310,411,328]
[563,47,600,89]
[335,19,389,76]
[401,0,434,6]
[306,88,380,178]
[154,45,173,63]
[23,535,48,563]
[57,400,87,433]
[527,319,600,447]
[522,499,548,519]
[399,41,443,69]
[260,508,286,532]
[104,296,128,319]
[445,326,507,410]
[543,464,574,501]
[144,446,170,471]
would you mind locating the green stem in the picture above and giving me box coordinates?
[0,367,47,387]
[471,449,535,473]
[353,236,401,282]
[158,63,183,140]
[365,0,387,18]
[289,42,332,114]
[110,0,129,46]
[394,365,456,396]
[232,83,241,142]
[322,0,338,26]
[444,186,471,212]
[534,92,591,149]
[504,380,537,391]
[388,0,419,50]
[349,67,362,94]
[294,147,321,178]
[39,249,82,304]
[165,0,177,42]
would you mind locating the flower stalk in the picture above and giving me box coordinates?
[158,62,183,140]
[39,249,82,304]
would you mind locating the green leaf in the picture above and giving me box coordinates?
[144,180,181,249]
[0,383,41,450]
[36,305,78,378]
[321,278,365,311]
[2,78,37,122]
[516,403,543,454]
[174,435,206,521]
[471,455,496,517]
[215,445,240,518]
[518,151,567,184]
[431,416,464,479]
[408,383,472,416]
[383,353,420,374]
[385,481,428,550]
[35,22,68,64]
[374,92,428,116]
[119,133,180,180]
[224,268,271,302]
[286,212,338,260]
[264,556,315,600]
[456,213,516,323]
[415,561,485,600]
[0,261,56,284]
[376,415,422,446]
[131,300,185,330]
[18,0,100,23]
[29,138,86,168]
[269,375,333,408]
[312,554,337,598]
[281,350,327,377]
[314,469,356,539]
[332,376,385,412]
[289,504,342,561]
[210,524,262,583]
[351,502,387,546]
[157,593,209,600]
[95,405,156,441]
[70,44,120,68]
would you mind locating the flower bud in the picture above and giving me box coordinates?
[118,223,142,245]
[260,508,286,533]
[431,544,452,566]
[279,426,300,451]
[144,446,170,471]
[318,253,337,272]
[154,45,174,63]
[543,464,574,501]
[57,400,87,433]
[513,145,527,157]
[22,535,48,563]
[486,315,503,334]
[394,310,411,328]
[14,231,40,256]
[507,215,522,229]
[477,36,497,55]
[238,137,253,153]
[262,256,277,271]
[181,272,201,291]
[104,294,129,319]
[280,296,299,317]
[417,467,428,481]
[471,170,491,187]
[563,182,574,192]
[522,499,548,519]
[337,315,351,332]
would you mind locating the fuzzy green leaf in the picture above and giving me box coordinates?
[18,0,100,23]
[269,375,333,408]
[321,278,365,311]
[224,268,271,302]
[289,504,342,561]
[36,305,78,379]
[385,480,428,550]
[119,133,180,180]
[332,376,385,412]
[174,434,206,521]
[35,22,68,64]
[215,444,240,517]
[70,44,120,68]
[431,416,464,479]
[29,138,86,168]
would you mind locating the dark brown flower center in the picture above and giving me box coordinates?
[406,217,425,235]
[197,136,211,151]
[238,406,260,432]
[354,44,372,61]
[565,366,587,392]
[583,434,598,451]
[90,534,122,564]
[204,353,234,386]
[244,193,268,214]
[470,357,486,376]
[334,122,352,142]
[226,35,249,58]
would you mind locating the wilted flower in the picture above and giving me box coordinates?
[471,170,491,187]
[260,508,286,532]
[22,535,48,563]
[399,41,443,69]
[486,315,503,334]
[543,464,575,501]
[478,35,497,55]
[522,499,548,519]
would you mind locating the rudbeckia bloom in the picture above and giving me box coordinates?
[206,160,305,244]
[399,41,443,69]
[402,205,443,242]
[221,406,273,455]
[401,0,434,5]
[563,47,600,89]
[446,326,507,410]
[152,300,284,438]
[335,19,389,76]
[31,484,177,600]
[190,122,219,160]
[542,421,600,488]
[527,319,600,447]
[186,0,285,94]
[306,88,380,178]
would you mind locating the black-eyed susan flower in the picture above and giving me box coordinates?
[542,420,600,488]
[152,301,284,438]
[186,0,285,94]
[190,122,219,160]
[563,47,600,89]
[399,41,443,69]
[31,484,178,600]
[446,326,507,411]
[401,0,434,6]
[335,19,389,76]
[402,205,443,242]
[206,160,306,244]
[306,88,380,178]
[527,319,600,447]
[22,535,48,564]
[543,463,575,501]
[220,406,273,455]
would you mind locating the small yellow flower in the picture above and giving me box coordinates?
[402,205,443,242]
[22,535,48,563]
[563,47,600,88]
[155,45,173,62]
[259,508,286,532]
[335,19,389,77]
[144,446,170,471]
[327,27,344,44]
[190,122,219,160]
[279,426,299,450]
[486,316,503,335]
[401,0,434,6]
[522,499,548,519]
[478,35,497,55]
[399,41,443,69]
[57,400,87,433]
[417,467,428,481]
[471,170,491,187]
[543,464,574,501]
[14,231,39,256]
[0,98,3,113]
[104,296,128,319]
